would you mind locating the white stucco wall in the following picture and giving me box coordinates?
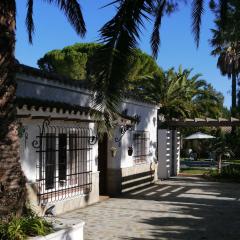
[16,72,99,181]
[108,99,159,170]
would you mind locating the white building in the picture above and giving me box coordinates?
[16,65,160,215]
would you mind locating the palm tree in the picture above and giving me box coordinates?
[215,44,240,116]
[193,83,225,118]
[131,66,221,119]
[210,0,240,117]
[0,0,231,216]
[0,0,85,218]
[90,0,230,128]
[213,138,234,173]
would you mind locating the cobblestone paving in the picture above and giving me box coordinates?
[58,176,240,240]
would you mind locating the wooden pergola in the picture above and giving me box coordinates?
[158,116,240,128]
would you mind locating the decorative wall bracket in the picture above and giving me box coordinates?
[115,124,133,142]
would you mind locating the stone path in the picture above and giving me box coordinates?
[57,176,240,240]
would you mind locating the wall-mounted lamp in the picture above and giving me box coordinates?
[158,114,165,122]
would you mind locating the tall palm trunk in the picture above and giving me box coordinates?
[218,154,222,174]
[0,0,26,219]
[232,73,237,117]
[232,73,237,134]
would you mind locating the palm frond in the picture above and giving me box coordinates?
[219,0,229,29]
[44,0,86,37]
[151,0,166,59]
[191,0,204,47]
[91,0,152,129]
[26,0,34,44]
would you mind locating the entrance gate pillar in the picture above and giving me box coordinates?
[157,129,180,179]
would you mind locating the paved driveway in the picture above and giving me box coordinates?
[58,176,240,240]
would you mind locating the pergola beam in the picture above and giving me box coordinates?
[158,117,240,128]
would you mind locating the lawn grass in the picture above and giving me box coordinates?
[224,159,240,164]
[180,164,240,182]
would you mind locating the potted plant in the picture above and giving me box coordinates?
[110,147,117,157]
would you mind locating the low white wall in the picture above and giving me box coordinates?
[28,221,85,240]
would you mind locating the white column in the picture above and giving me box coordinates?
[173,130,181,175]
[157,129,172,179]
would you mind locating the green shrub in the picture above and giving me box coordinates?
[221,164,240,179]
[0,211,53,240]
[209,164,240,181]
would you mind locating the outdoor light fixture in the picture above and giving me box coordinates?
[158,114,165,122]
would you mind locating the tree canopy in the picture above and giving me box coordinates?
[38,45,227,120]
[210,0,240,116]
[38,43,162,86]
[38,43,101,80]
[130,66,227,119]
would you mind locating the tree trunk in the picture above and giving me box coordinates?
[232,73,237,116]
[231,73,237,134]
[218,154,222,174]
[0,0,26,220]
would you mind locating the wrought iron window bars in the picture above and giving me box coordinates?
[133,131,150,164]
[32,119,97,204]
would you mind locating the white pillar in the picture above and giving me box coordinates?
[157,129,181,179]
[173,130,181,175]
[157,129,172,179]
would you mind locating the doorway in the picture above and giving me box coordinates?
[98,133,108,195]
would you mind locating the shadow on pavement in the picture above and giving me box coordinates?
[121,176,240,240]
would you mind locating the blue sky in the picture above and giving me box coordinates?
[15,0,231,108]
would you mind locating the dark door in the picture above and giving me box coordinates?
[98,133,108,195]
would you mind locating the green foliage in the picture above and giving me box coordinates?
[38,43,102,80]
[38,43,164,132]
[209,164,240,181]
[210,0,240,115]
[221,128,240,158]
[37,43,161,86]
[38,42,227,121]
[126,49,163,90]
[131,66,226,119]
[222,164,240,178]
[180,168,210,175]
[0,211,53,240]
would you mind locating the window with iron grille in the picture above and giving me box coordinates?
[133,131,150,164]
[33,120,95,204]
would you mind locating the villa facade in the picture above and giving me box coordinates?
[16,65,160,215]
